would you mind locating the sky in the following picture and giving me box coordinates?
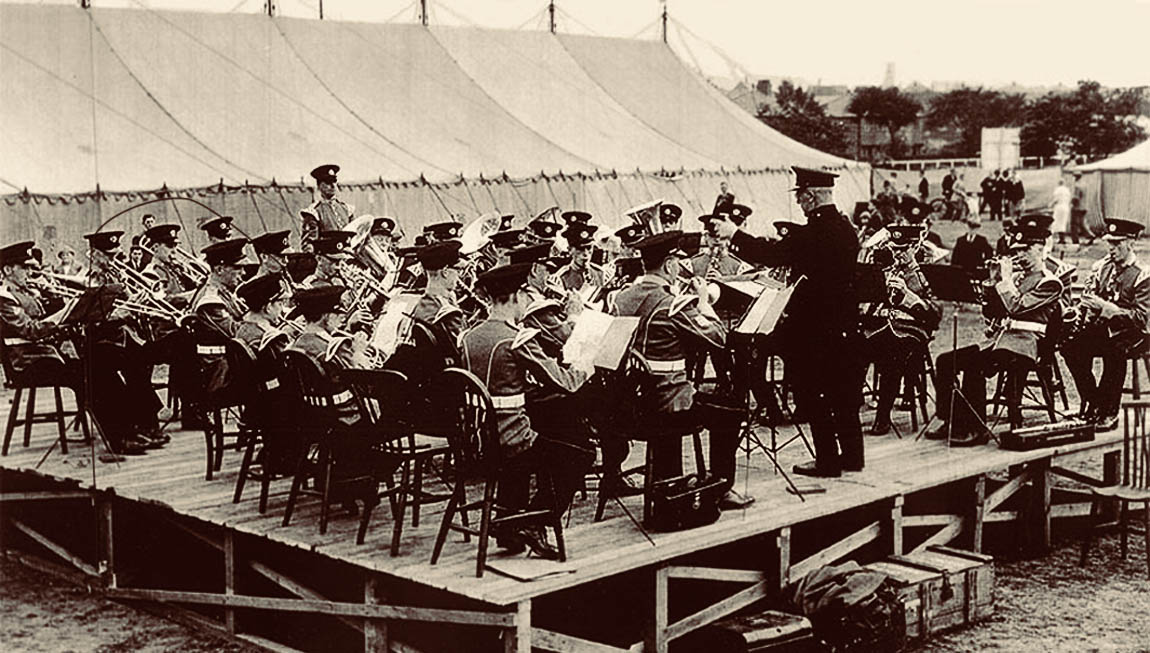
[18,0,1150,88]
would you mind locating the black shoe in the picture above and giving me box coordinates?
[792,461,841,478]
[923,421,950,440]
[869,418,892,436]
[949,430,989,447]
[1093,412,1119,432]
[718,489,755,510]
[843,460,864,473]
[98,452,126,463]
[117,438,150,456]
[493,528,527,555]
[519,527,561,561]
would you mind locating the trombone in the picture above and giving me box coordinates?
[88,252,183,320]
[31,273,183,322]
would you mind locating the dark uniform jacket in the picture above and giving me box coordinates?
[984,267,1063,360]
[689,251,743,279]
[288,328,360,424]
[143,257,197,300]
[459,319,587,457]
[385,291,465,388]
[731,203,860,345]
[552,263,605,294]
[520,289,573,359]
[951,233,993,274]
[0,282,64,372]
[713,192,735,215]
[190,280,245,339]
[1087,254,1150,353]
[610,275,726,413]
[300,197,353,247]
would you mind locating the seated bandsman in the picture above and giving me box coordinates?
[190,238,250,339]
[83,230,126,287]
[659,204,683,232]
[252,230,293,286]
[287,285,372,425]
[302,230,353,289]
[691,217,745,280]
[526,216,562,246]
[235,274,292,430]
[199,215,235,246]
[1061,217,1150,430]
[552,222,603,293]
[615,224,645,258]
[863,224,941,436]
[511,243,580,356]
[610,231,753,509]
[142,224,198,305]
[926,215,1063,444]
[488,228,526,266]
[423,220,463,245]
[459,262,594,558]
[1,241,161,455]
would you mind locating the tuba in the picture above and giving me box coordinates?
[625,199,664,237]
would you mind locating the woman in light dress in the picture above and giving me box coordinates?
[1050,178,1072,243]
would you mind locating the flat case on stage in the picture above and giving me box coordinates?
[866,545,995,642]
[687,610,820,652]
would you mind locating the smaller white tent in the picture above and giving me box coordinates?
[1074,138,1150,227]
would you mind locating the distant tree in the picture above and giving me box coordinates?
[1021,80,1146,158]
[848,86,922,158]
[926,88,1026,156]
[757,80,850,157]
[755,79,772,96]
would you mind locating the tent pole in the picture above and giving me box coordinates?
[548,2,556,34]
[661,1,668,43]
[318,0,323,20]
[420,0,428,26]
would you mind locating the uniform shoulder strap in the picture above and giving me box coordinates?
[324,334,351,362]
[669,293,698,317]
[512,327,540,349]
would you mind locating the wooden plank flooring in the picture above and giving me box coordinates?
[0,387,1122,607]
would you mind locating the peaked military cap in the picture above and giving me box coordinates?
[561,210,592,226]
[202,238,251,266]
[727,203,753,226]
[144,224,181,248]
[198,215,234,239]
[83,230,124,252]
[0,241,37,267]
[528,219,562,240]
[679,232,703,258]
[888,224,924,248]
[508,243,563,271]
[659,204,683,225]
[1102,217,1143,241]
[634,230,687,268]
[1009,214,1051,249]
[309,164,340,184]
[498,214,516,231]
[774,221,805,239]
[416,240,462,271]
[371,216,397,236]
[252,230,292,256]
[490,228,526,249]
[423,221,462,241]
[289,285,345,320]
[237,273,287,309]
[312,231,354,259]
[615,224,647,248]
[476,262,531,298]
[791,166,838,191]
[563,223,598,248]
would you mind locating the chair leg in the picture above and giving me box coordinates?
[258,475,271,515]
[1079,497,1098,567]
[1036,368,1056,423]
[390,464,409,557]
[3,387,22,455]
[1119,501,1128,560]
[1052,358,1070,409]
[548,475,566,563]
[357,495,377,545]
[53,387,68,455]
[412,457,424,528]
[1143,500,1150,580]
[319,448,333,535]
[1133,358,1142,399]
[643,444,656,525]
[234,435,257,503]
[75,391,92,444]
[476,478,496,578]
[23,386,37,448]
[212,410,226,471]
[282,454,309,527]
[431,486,461,565]
[204,427,215,481]
[595,467,616,522]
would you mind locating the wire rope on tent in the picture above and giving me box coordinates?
[541,175,565,213]
[458,176,483,215]
[121,0,427,178]
[246,182,270,234]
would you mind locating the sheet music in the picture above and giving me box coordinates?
[735,276,804,335]
[371,293,421,357]
[562,310,639,372]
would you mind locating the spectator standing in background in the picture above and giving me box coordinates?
[54,245,84,276]
[942,167,957,201]
[1070,171,1091,244]
[990,170,1006,221]
[979,171,995,215]
[918,169,929,201]
[951,217,993,275]
[713,181,735,215]
[1006,170,1025,217]
[1050,178,1073,244]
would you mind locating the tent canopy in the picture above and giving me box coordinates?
[1074,138,1150,173]
[0,4,860,195]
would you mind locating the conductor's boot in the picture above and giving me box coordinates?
[923,421,950,441]
[792,461,841,478]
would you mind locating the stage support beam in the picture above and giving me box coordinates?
[97,495,116,588]
[774,527,791,595]
[644,565,669,653]
[504,600,531,653]
[791,521,881,580]
[364,575,387,653]
[224,531,236,634]
[10,518,98,578]
[972,475,986,552]
[1031,459,1052,553]
[889,495,904,555]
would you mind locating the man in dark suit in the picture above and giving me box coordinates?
[950,217,993,276]
[942,168,957,201]
[712,166,863,477]
[918,170,930,202]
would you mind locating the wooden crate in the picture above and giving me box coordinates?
[866,545,994,641]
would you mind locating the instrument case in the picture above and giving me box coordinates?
[865,545,994,642]
[682,610,821,652]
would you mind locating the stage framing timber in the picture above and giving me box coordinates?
[0,398,1123,653]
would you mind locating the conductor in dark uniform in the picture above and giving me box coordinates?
[712,166,864,477]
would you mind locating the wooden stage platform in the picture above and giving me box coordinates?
[0,388,1124,653]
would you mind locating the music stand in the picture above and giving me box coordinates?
[916,265,996,445]
[855,263,887,303]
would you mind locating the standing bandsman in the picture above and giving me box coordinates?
[713,181,735,215]
[711,166,864,477]
[927,215,1063,443]
[610,231,753,509]
[300,164,353,250]
[552,222,603,293]
[1061,217,1150,430]
[459,262,594,557]
[199,216,235,246]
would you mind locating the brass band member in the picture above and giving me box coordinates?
[926,215,1063,444]
[487,228,527,268]
[1061,217,1150,430]
[658,204,683,232]
[864,224,941,435]
[190,238,250,339]
[235,274,292,428]
[423,221,463,244]
[553,222,604,292]
[252,230,293,284]
[615,224,645,257]
[2,241,163,455]
[300,164,353,250]
[690,219,744,279]
[142,224,198,302]
[525,216,562,246]
[287,286,371,423]
[459,262,594,558]
[611,231,753,509]
[711,167,864,478]
[198,215,235,246]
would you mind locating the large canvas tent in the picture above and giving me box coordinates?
[1073,138,1150,227]
[0,3,869,252]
